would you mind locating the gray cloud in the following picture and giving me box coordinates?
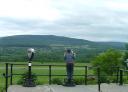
[0,0,128,42]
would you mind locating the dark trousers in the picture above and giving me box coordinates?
[66,63,74,80]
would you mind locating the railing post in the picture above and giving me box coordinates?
[97,67,101,92]
[10,64,13,85]
[85,66,87,85]
[49,65,52,85]
[5,63,9,92]
[119,69,123,85]
[116,67,119,84]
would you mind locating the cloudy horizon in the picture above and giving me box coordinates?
[0,0,128,42]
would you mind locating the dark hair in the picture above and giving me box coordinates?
[67,49,71,53]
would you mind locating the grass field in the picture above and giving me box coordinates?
[0,62,94,91]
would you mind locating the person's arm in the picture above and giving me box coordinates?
[64,53,66,60]
[72,53,76,60]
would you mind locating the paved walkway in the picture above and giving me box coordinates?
[8,85,98,92]
[8,84,128,92]
[100,83,128,92]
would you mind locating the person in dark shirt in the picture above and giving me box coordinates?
[64,49,75,82]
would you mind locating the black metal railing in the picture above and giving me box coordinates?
[4,63,124,92]
[9,64,90,85]
[119,69,128,85]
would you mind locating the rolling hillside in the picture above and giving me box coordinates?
[0,35,126,62]
[0,35,125,49]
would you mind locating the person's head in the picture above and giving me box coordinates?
[67,49,71,53]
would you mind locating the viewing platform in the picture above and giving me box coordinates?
[8,84,128,92]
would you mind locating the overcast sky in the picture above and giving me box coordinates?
[0,0,128,42]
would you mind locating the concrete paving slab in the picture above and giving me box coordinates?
[8,85,53,92]
[8,84,128,92]
[8,85,98,92]
[50,85,98,92]
[100,83,128,92]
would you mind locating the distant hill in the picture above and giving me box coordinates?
[0,35,92,46]
[0,35,126,63]
[0,35,126,49]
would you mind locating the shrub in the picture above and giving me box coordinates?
[17,71,38,86]
[51,78,63,85]
[87,76,97,84]
[74,77,85,85]
[51,77,98,85]
[106,76,117,83]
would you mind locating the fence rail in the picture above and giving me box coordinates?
[4,63,126,92]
